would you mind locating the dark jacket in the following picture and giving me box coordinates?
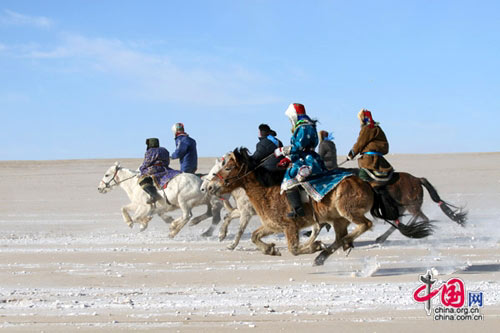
[318,139,338,170]
[171,134,198,173]
[251,135,283,172]
[351,125,393,173]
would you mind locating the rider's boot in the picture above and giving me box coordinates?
[139,177,162,204]
[285,189,305,219]
[143,184,162,204]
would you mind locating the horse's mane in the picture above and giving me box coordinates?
[233,147,285,187]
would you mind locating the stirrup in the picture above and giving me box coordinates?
[287,209,305,219]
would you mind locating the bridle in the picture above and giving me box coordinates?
[101,166,137,189]
[214,152,274,187]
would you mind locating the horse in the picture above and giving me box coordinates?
[302,171,467,243]
[206,148,432,262]
[373,172,467,243]
[201,156,257,250]
[97,162,223,237]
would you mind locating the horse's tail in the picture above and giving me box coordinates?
[420,178,467,226]
[371,187,434,239]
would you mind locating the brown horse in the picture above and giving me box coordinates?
[207,148,432,260]
[304,171,467,242]
[372,172,467,243]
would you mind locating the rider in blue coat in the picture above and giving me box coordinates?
[171,123,198,174]
[274,103,327,218]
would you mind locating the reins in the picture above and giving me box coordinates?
[102,167,138,189]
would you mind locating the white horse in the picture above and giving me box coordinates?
[98,162,222,237]
[201,156,257,250]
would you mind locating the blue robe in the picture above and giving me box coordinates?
[281,120,327,192]
[171,134,198,173]
[139,147,180,189]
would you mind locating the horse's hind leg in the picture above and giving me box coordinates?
[201,201,222,237]
[251,226,280,256]
[169,203,193,238]
[297,223,325,254]
[375,225,397,244]
[189,204,212,226]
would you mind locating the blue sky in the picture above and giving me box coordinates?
[0,0,498,160]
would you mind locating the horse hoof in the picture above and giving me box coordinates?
[313,253,327,266]
[140,226,147,232]
[219,233,227,242]
[314,241,326,252]
[226,244,236,251]
[375,236,386,244]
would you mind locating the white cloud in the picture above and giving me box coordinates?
[23,34,282,107]
[1,9,53,28]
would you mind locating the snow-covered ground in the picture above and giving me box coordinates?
[0,154,499,332]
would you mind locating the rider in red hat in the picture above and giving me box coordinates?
[348,109,393,183]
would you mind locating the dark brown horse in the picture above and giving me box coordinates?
[206,148,432,261]
[313,171,467,265]
[373,172,467,243]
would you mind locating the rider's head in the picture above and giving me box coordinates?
[258,124,272,138]
[285,103,307,129]
[171,123,185,138]
[146,138,160,149]
[358,109,375,128]
[319,130,328,142]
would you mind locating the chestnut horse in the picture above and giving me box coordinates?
[206,148,433,261]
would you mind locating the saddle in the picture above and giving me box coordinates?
[362,168,395,186]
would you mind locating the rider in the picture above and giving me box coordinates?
[347,109,394,184]
[171,123,198,174]
[139,138,179,204]
[250,123,283,172]
[274,103,327,218]
[318,130,338,170]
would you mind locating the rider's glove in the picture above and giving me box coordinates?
[277,157,291,169]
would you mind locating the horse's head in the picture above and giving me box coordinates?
[206,148,249,196]
[98,162,121,193]
[200,155,226,193]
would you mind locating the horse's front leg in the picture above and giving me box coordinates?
[227,210,253,250]
[219,209,240,241]
[157,210,174,225]
[133,204,153,231]
[121,203,136,228]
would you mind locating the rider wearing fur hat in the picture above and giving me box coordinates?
[348,109,394,182]
[275,103,327,218]
[139,138,179,204]
[171,123,198,174]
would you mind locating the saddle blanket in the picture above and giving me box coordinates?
[301,168,357,202]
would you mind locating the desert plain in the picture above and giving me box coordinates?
[0,153,499,332]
